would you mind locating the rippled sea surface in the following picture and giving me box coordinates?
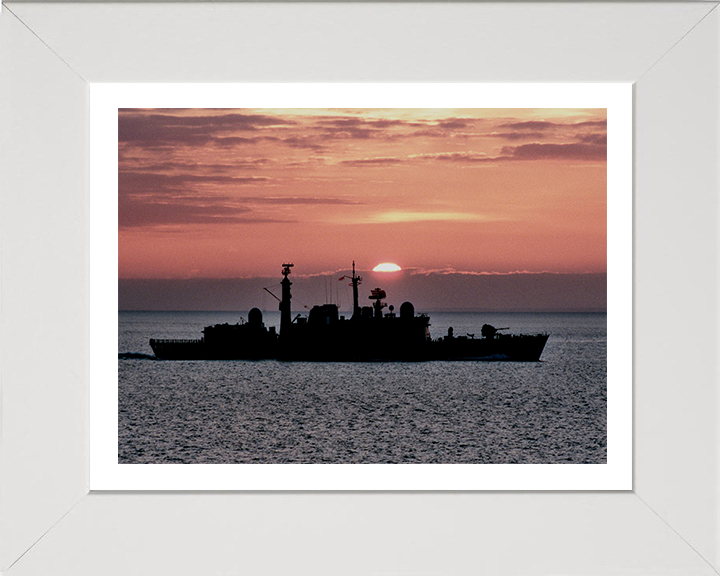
[119,311,606,464]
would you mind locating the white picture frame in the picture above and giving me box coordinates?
[1,2,718,574]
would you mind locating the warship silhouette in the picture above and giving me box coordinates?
[149,263,549,361]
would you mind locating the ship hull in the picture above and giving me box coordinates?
[149,339,205,360]
[149,333,549,362]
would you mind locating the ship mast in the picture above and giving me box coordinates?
[279,263,293,338]
[351,261,362,319]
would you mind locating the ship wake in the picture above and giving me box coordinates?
[118,352,157,360]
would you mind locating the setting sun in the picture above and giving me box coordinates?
[373,263,402,272]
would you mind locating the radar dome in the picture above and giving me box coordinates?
[400,301,415,319]
[248,308,263,325]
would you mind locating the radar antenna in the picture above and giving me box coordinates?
[339,260,363,319]
[368,287,387,319]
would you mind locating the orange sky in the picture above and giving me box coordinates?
[118,108,606,279]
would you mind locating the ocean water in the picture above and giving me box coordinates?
[118,311,606,464]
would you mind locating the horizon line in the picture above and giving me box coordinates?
[119,270,608,281]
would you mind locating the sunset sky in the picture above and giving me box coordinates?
[118,108,607,311]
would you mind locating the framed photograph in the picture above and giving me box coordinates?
[92,83,631,491]
[1,2,718,575]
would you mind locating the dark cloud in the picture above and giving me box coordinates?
[500,119,607,133]
[279,136,327,151]
[118,110,294,148]
[328,140,607,167]
[578,133,607,145]
[371,119,416,129]
[501,121,558,130]
[119,178,359,227]
[409,118,487,138]
[501,142,606,161]
[119,171,271,197]
[118,124,213,148]
[119,196,288,227]
[486,131,546,141]
[208,136,265,147]
[119,110,293,130]
[574,120,607,128]
[320,126,377,140]
[340,157,404,167]
[240,196,360,206]
[119,193,353,228]
[411,142,606,164]
[340,151,495,166]
[421,152,495,163]
[122,160,273,174]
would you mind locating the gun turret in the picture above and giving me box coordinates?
[481,324,510,338]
